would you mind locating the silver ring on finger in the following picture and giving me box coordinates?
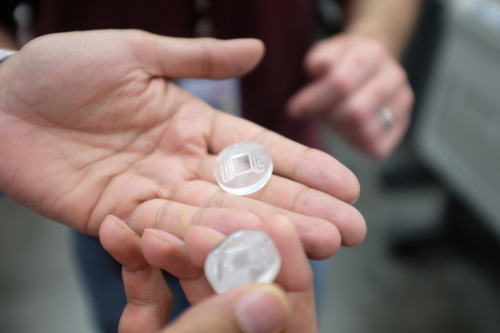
[377,107,394,130]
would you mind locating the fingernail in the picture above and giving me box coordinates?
[107,215,135,234]
[236,285,290,333]
[144,228,184,245]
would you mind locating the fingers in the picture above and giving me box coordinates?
[331,63,413,158]
[286,38,346,117]
[369,87,413,156]
[141,228,213,304]
[286,33,414,159]
[146,215,317,332]
[303,37,345,78]
[215,129,363,246]
[183,215,317,333]
[127,198,261,237]
[165,181,345,258]
[287,77,338,118]
[195,156,366,247]
[209,111,361,203]
[183,216,314,294]
[259,215,312,292]
[99,216,172,333]
[141,229,200,279]
[126,172,364,258]
[101,218,296,333]
[125,194,338,259]
[287,34,390,118]
[259,215,316,332]
[183,226,226,268]
[287,49,382,118]
[142,215,312,293]
[332,62,410,129]
[164,284,291,333]
[247,175,365,248]
[132,31,265,79]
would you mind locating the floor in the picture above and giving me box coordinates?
[317,131,500,333]
[1,131,499,333]
[0,200,94,332]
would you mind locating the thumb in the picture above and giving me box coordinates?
[164,284,291,333]
[137,32,265,79]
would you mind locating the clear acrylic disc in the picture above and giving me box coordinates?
[204,230,281,294]
[214,141,273,195]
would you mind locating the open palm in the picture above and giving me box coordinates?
[0,30,365,258]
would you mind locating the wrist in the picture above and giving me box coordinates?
[343,0,422,60]
[344,21,401,58]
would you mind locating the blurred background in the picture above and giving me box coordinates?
[1,0,500,332]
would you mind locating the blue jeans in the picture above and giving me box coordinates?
[72,232,190,332]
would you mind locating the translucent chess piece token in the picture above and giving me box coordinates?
[214,141,273,195]
[205,230,281,294]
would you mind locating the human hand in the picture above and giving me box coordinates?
[141,213,316,332]
[287,33,414,159]
[0,30,365,259]
[99,214,312,332]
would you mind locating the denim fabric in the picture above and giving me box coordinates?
[72,232,190,332]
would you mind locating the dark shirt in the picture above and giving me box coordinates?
[3,0,345,145]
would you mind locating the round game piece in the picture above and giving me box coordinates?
[214,141,273,195]
[204,230,281,294]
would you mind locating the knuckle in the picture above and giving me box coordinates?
[199,38,216,78]
[344,104,367,126]
[328,73,353,96]
[393,65,409,86]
